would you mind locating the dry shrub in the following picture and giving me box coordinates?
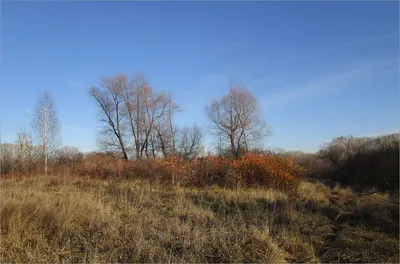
[121,157,193,186]
[297,181,330,206]
[193,156,235,187]
[234,153,305,190]
[318,133,399,193]
[157,156,193,186]
[38,152,305,190]
[354,194,399,233]
[73,153,120,178]
[319,227,399,263]
[121,159,157,180]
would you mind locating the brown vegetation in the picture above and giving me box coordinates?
[1,141,398,263]
[36,152,304,190]
[318,133,399,194]
[1,175,398,263]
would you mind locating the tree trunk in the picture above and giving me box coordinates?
[243,129,248,152]
[230,134,236,158]
[44,109,48,175]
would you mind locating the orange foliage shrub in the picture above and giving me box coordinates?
[234,153,306,189]
[120,159,155,180]
[45,152,306,190]
[151,156,192,185]
[192,156,235,187]
[73,153,120,178]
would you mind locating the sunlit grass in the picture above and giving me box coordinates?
[1,175,398,263]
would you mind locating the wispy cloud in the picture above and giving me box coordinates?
[25,108,32,115]
[260,57,396,109]
[338,33,398,48]
[61,124,88,134]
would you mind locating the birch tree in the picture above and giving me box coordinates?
[31,91,60,174]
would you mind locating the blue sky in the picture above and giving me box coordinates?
[1,1,399,153]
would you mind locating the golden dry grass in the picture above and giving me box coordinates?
[1,175,398,263]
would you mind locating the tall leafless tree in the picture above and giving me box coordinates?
[89,76,129,160]
[176,125,203,160]
[121,74,180,159]
[153,92,181,157]
[205,85,271,158]
[31,91,60,174]
[90,73,180,159]
[119,73,144,159]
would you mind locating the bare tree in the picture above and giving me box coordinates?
[153,92,181,157]
[0,143,21,174]
[89,77,129,160]
[91,73,180,160]
[119,73,144,159]
[176,125,203,160]
[318,136,368,170]
[142,88,167,158]
[31,91,60,174]
[55,146,83,165]
[121,74,180,159]
[318,134,399,193]
[16,131,35,172]
[205,85,271,158]
[17,131,33,160]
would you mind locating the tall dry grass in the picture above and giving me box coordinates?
[1,175,398,263]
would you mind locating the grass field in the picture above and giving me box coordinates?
[1,175,398,263]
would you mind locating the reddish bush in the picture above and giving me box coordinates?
[234,153,305,189]
[193,156,235,187]
[157,156,192,186]
[7,150,306,190]
[121,159,157,180]
[73,153,119,179]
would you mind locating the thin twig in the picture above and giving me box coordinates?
[316,209,343,257]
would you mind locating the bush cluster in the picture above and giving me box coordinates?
[318,133,399,193]
[68,153,305,190]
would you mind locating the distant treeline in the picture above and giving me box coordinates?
[286,133,399,194]
[1,132,398,194]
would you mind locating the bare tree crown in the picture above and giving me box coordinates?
[89,73,181,160]
[205,86,271,158]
